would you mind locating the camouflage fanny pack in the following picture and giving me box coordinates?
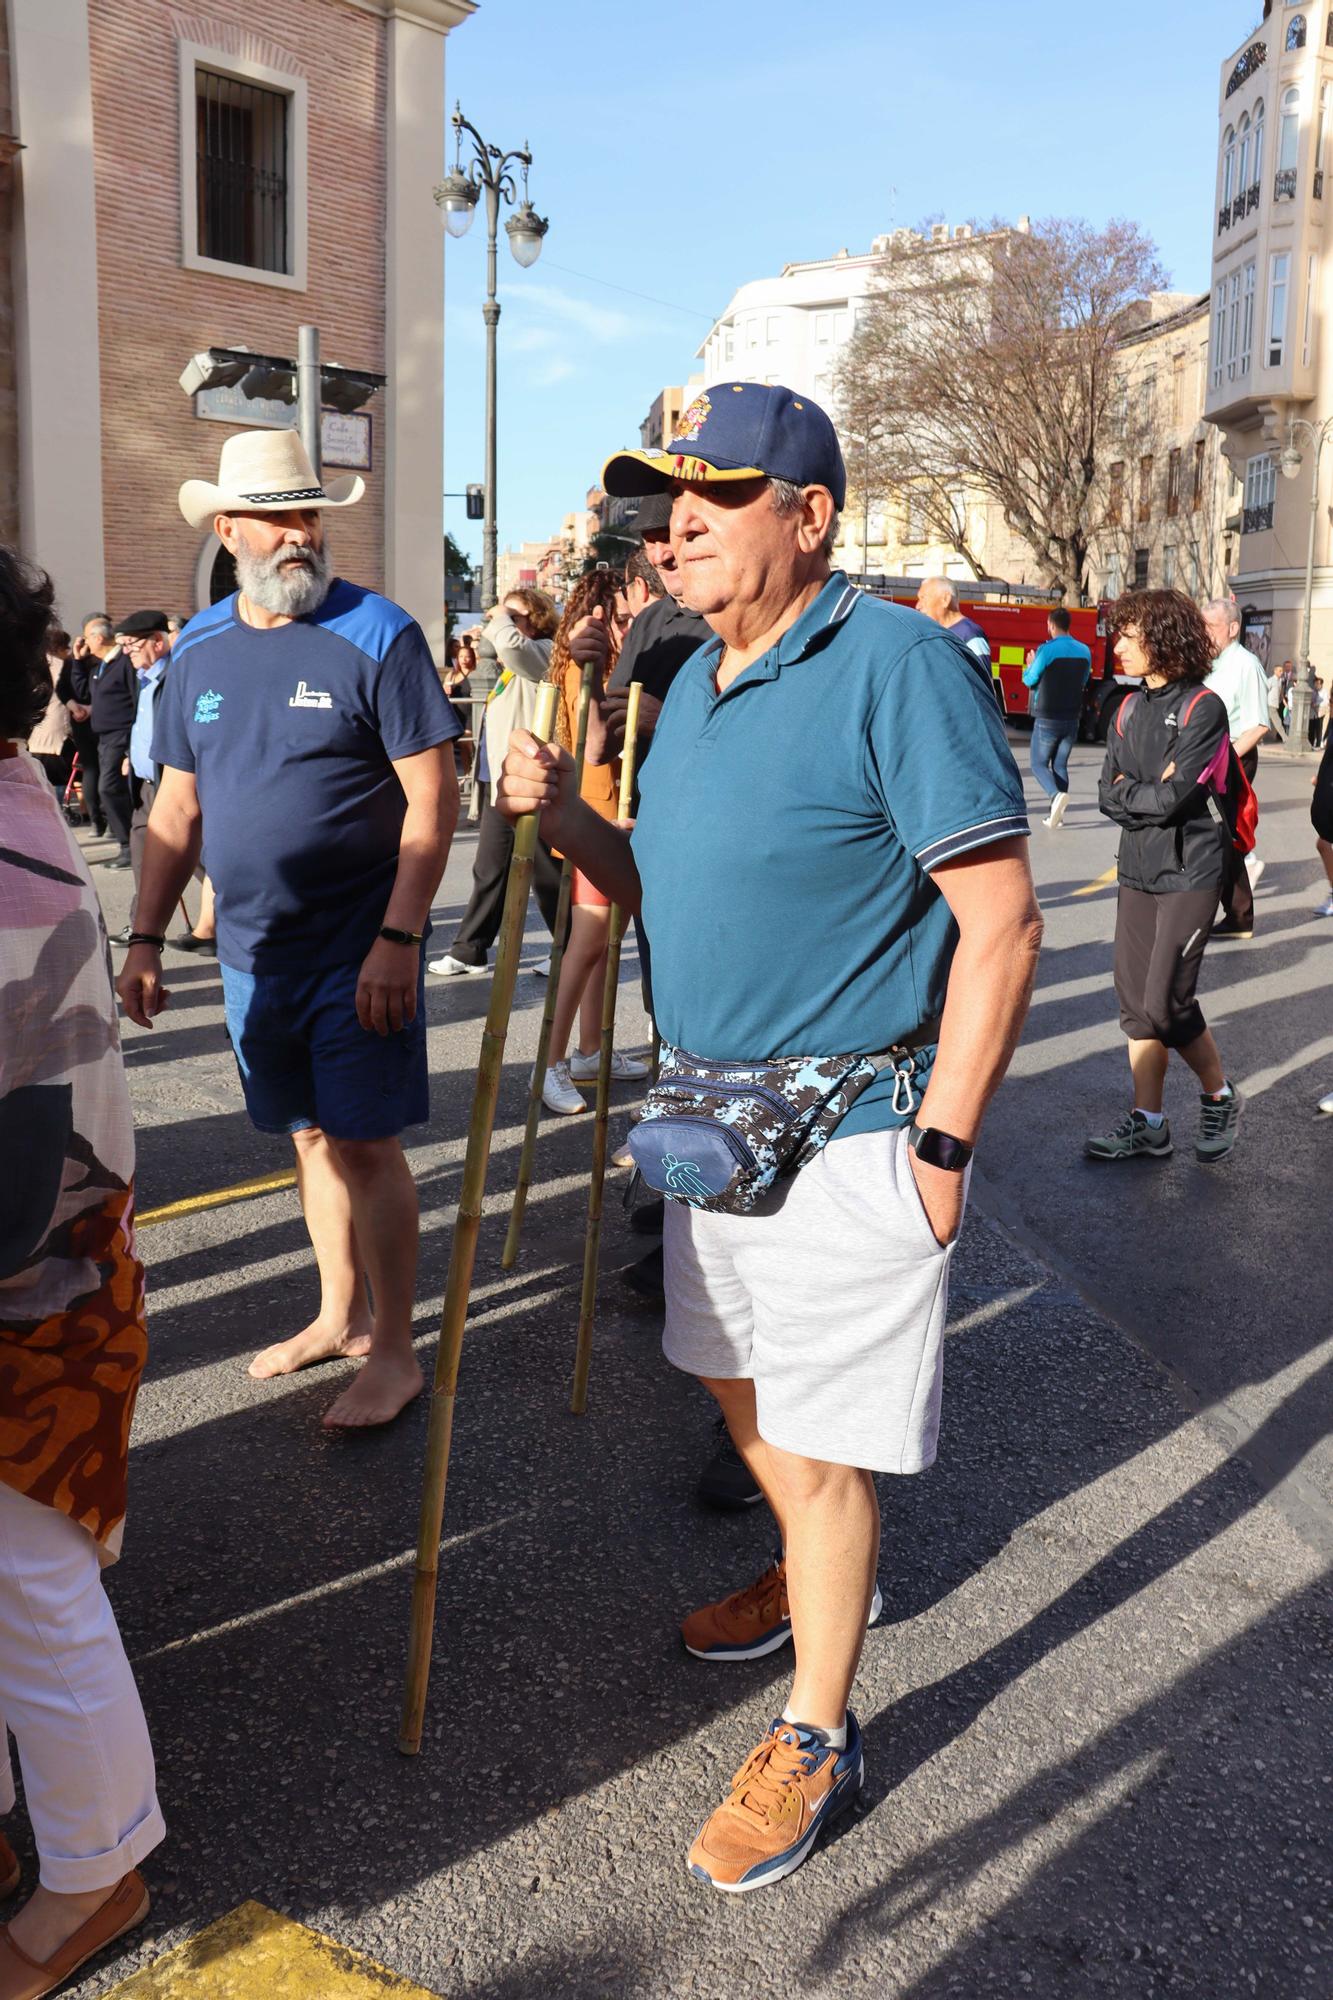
[626,1036,937,1216]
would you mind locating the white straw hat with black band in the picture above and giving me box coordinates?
[178,429,364,532]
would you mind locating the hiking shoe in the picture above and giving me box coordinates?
[569,1047,650,1082]
[1044,791,1069,830]
[427,952,487,977]
[539,1061,586,1116]
[681,1556,883,1662]
[1196,1088,1241,1163]
[1316,894,1333,917]
[1084,1111,1173,1162]
[696,1416,763,1511]
[687,1713,864,1893]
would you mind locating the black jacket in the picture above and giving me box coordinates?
[1098,680,1230,894]
[89,649,138,735]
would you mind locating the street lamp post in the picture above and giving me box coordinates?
[1279,413,1333,747]
[434,106,548,611]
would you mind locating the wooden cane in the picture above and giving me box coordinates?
[570,681,642,1415]
[502,661,596,1270]
[399,680,559,1756]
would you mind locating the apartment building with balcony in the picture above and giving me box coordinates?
[1206,1,1333,665]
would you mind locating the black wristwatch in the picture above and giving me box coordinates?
[378,926,423,946]
[908,1124,974,1173]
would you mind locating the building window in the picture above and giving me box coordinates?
[1210,282,1226,389]
[1133,548,1150,589]
[1193,440,1207,511]
[1288,13,1308,51]
[1137,373,1156,428]
[1223,124,1237,208]
[1316,85,1328,197]
[766,315,780,343]
[1105,553,1123,598]
[1238,112,1252,195]
[747,319,760,349]
[1171,354,1187,425]
[1269,251,1292,363]
[178,42,307,289]
[723,329,735,362]
[1108,460,1125,525]
[1109,380,1128,432]
[815,311,834,345]
[1328,7,1333,46]
[903,490,928,544]
[1226,268,1243,378]
[1304,251,1318,364]
[1138,456,1154,523]
[1276,87,1300,198]
[1226,42,1267,95]
[1163,545,1177,588]
[1253,99,1265,194]
[1167,447,1183,517]
[1240,260,1257,374]
[1244,451,1276,533]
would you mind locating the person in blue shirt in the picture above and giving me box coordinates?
[115,430,463,1431]
[117,609,172,947]
[1022,608,1092,829]
[497,384,1042,1894]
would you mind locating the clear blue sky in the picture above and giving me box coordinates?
[442,0,1260,574]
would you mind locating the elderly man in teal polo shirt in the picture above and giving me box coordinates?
[498,384,1043,1893]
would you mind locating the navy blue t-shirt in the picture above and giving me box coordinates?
[154,583,462,972]
[631,575,1030,1139]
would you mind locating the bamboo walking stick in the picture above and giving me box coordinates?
[570,682,642,1416]
[399,680,559,1755]
[501,660,596,1270]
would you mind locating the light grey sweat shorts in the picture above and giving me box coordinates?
[661,1125,964,1475]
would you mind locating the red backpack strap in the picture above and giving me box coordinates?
[1114,691,1139,736]
[1179,688,1209,727]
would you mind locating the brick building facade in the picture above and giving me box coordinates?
[6,0,473,652]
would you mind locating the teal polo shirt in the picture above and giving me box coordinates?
[631,573,1030,1139]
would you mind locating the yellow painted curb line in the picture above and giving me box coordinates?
[103,1899,442,1997]
[137,1171,298,1229]
[1071,866,1118,898]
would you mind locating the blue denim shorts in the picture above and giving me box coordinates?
[220,956,429,1141]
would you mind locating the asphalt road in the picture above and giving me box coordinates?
[43,739,1333,1998]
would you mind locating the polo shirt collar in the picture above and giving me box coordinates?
[696,570,860,693]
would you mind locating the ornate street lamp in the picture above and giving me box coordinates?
[1279,413,1333,745]
[435,107,549,609]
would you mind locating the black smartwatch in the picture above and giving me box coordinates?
[378,926,423,946]
[908,1124,973,1173]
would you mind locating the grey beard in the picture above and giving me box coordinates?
[235,537,332,617]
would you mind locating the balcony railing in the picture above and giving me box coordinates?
[1275,167,1299,202]
[1247,181,1261,213]
[1317,170,1326,200]
[1243,502,1274,535]
[1219,204,1232,233]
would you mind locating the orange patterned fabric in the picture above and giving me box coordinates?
[0,752,147,1551]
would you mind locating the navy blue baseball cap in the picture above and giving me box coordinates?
[603,382,847,510]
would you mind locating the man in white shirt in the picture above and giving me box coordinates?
[1201,599,1270,937]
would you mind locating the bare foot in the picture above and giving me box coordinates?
[321,1348,424,1430]
[248,1316,374,1380]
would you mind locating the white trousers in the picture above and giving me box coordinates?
[0,1482,165,1891]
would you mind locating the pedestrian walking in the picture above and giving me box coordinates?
[1200,598,1270,935]
[915,576,1005,713]
[1086,590,1242,1166]
[56,623,105,835]
[499,382,1040,1892]
[0,548,164,1993]
[1022,607,1092,828]
[25,626,72,791]
[1310,677,1327,750]
[115,610,173,949]
[537,567,649,1118]
[115,430,463,1429]
[427,588,564,979]
[85,616,137,869]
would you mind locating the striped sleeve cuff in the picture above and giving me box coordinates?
[916,813,1031,873]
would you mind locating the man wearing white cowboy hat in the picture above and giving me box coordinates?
[116,430,464,1430]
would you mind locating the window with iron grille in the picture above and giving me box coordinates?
[196,68,291,275]
[1133,548,1150,589]
[1167,448,1182,517]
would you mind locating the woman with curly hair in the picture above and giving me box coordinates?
[0,548,162,1993]
[1086,589,1242,1165]
[536,568,650,1116]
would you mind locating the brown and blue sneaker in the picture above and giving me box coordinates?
[687,1713,865,1892]
[681,1557,883,1663]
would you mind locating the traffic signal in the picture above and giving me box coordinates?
[466,484,485,520]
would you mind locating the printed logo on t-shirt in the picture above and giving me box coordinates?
[194,690,223,725]
[288,680,334,710]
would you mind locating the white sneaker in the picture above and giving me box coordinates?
[1318,1087,1333,1115]
[568,1048,651,1082]
[1245,854,1265,888]
[1044,792,1069,830]
[539,1061,586,1116]
[1316,894,1333,917]
[527,955,552,977]
[427,952,486,977]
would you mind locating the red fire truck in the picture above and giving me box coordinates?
[863,578,1125,740]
